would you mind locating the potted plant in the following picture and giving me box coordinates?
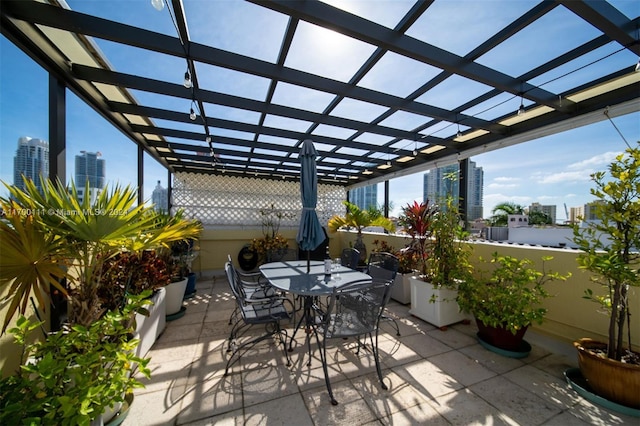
[0,177,202,422]
[372,239,418,304]
[456,252,570,355]
[328,201,395,266]
[0,294,151,425]
[571,144,640,409]
[171,237,199,299]
[249,204,292,264]
[100,250,171,357]
[403,197,473,329]
[0,177,202,330]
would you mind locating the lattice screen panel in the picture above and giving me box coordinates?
[172,173,346,227]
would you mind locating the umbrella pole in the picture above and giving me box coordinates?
[306,250,311,273]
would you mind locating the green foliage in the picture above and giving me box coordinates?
[488,202,525,226]
[427,196,472,287]
[0,176,202,330]
[457,253,570,335]
[328,201,396,235]
[0,295,151,425]
[572,144,640,360]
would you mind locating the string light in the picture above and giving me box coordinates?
[151,0,165,11]
[517,95,525,116]
[183,69,192,88]
[189,100,197,120]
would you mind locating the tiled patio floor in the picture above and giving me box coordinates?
[123,274,637,426]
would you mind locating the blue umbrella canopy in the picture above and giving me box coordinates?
[296,139,326,267]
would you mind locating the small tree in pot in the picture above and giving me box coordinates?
[457,253,570,352]
[571,144,640,408]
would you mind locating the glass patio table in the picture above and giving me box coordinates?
[259,260,372,365]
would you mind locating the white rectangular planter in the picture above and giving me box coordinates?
[135,287,167,358]
[408,277,469,328]
[389,272,413,304]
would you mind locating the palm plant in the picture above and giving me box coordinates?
[328,201,395,263]
[0,177,202,331]
[489,202,524,226]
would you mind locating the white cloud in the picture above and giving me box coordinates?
[493,176,520,183]
[567,151,620,170]
[487,182,518,189]
[533,170,592,184]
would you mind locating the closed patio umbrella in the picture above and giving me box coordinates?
[296,139,326,273]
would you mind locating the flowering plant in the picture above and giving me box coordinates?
[249,204,291,263]
[250,234,289,262]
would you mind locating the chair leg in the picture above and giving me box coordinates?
[224,324,287,376]
[372,330,388,391]
[383,313,401,336]
[316,332,338,405]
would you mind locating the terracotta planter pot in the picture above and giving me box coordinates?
[574,338,640,409]
[476,318,528,351]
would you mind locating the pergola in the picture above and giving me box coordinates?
[1,0,639,207]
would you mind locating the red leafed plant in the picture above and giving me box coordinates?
[398,200,437,276]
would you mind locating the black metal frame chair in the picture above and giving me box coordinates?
[367,252,401,336]
[316,279,392,405]
[226,254,276,325]
[223,261,292,375]
[340,247,360,270]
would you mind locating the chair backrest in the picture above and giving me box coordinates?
[366,252,399,283]
[323,280,391,338]
[341,248,360,270]
[224,261,244,301]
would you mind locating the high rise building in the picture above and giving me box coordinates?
[151,180,168,213]
[75,151,105,204]
[529,202,557,224]
[13,136,49,191]
[423,161,484,220]
[350,184,377,211]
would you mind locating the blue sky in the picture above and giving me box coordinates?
[1,0,638,220]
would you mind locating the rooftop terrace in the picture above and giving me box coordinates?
[122,273,637,426]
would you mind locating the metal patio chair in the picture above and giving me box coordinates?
[340,247,360,270]
[316,279,392,405]
[367,252,401,336]
[223,261,292,375]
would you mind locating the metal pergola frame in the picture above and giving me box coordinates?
[1,0,638,195]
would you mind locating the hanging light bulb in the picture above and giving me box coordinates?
[205,135,211,143]
[189,107,196,121]
[635,59,640,72]
[456,123,462,139]
[151,0,165,11]
[183,70,192,88]
[517,96,525,116]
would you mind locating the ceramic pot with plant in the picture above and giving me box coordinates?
[0,177,202,420]
[0,294,151,425]
[0,177,203,331]
[571,143,640,409]
[456,252,570,353]
[328,201,395,266]
[402,197,473,328]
